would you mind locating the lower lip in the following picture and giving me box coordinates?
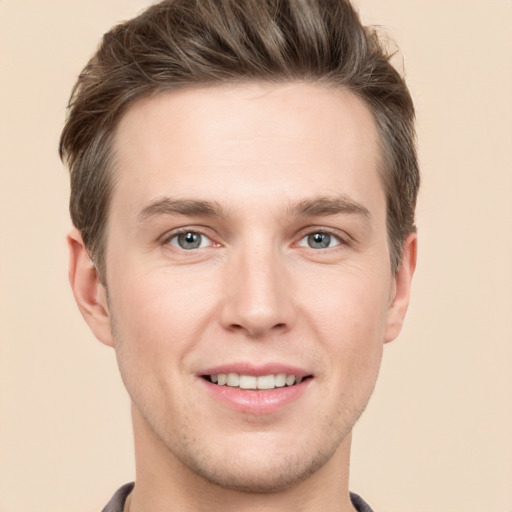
[199,378,311,415]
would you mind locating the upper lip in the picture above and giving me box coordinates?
[198,362,312,378]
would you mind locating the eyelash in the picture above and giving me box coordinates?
[160,227,351,252]
[297,231,343,250]
[162,228,216,250]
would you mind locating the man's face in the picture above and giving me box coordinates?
[96,83,411,492]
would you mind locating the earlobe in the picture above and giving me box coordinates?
[67,228,114,347]
[384,232,417,343]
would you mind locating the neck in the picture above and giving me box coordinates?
[128,405,357,512]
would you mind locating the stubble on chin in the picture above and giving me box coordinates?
[134,399,360,495]
[108,295,375,496]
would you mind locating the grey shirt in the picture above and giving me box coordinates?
[102,482,375,512]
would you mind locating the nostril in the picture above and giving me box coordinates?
[227,321,288,336]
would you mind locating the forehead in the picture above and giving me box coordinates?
[111,82,383,216]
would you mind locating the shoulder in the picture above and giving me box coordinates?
[101,484,374,512]
[350,492,375,512]
[101,482,134,512]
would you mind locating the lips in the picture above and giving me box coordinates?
[198,363,313,414]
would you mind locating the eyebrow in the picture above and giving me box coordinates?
[136,194,371,224]
[289,196,371,219]
[137,197,226,223]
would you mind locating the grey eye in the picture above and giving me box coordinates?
[169,232,210,250]
[298,232,341,249]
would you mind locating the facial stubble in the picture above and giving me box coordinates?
[106,291,377,494]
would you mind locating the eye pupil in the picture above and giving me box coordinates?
[308,232,331,249]
[178,232,202,249]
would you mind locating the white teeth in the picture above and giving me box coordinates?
[227,373,239,386]
[256,375,275,390]
[210,373,304,390]
[239,375,257,389]
[275,373,286,387]
[285,375,296,386]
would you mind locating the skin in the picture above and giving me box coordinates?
[68,83,416,512]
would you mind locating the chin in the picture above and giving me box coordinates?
[180,447,334,494]
[156,420,355,495]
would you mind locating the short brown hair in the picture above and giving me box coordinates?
[60,0,419,278]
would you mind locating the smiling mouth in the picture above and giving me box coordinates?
[202,373,313,390]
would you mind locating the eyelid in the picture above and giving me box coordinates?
[294,226,352,248]
[297,233,341,249]
[158,225,353,251]
[160,226,219,248]
[298,231,343,249]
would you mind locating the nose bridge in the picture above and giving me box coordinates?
[221,236,294,337]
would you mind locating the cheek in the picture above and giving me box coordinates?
[303,263,391,333]
[107,270,216,422]
[108,268,218,370]
[299,265,390,377]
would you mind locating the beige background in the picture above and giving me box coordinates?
[1,0,511,511]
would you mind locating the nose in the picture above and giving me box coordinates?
[220,242,296,338]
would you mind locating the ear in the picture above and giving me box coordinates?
[384,232,417,343]
[67,228,114,347]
